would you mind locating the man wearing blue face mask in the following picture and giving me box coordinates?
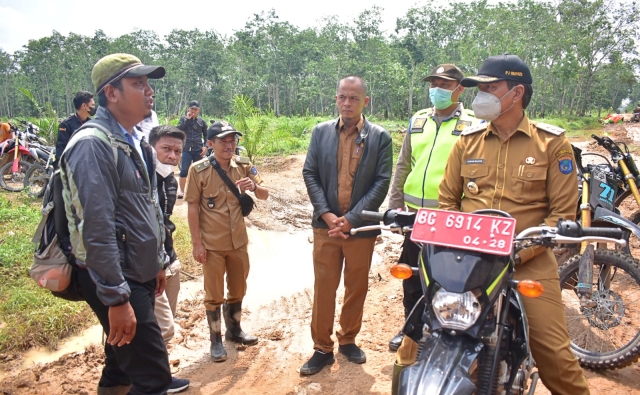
[387,64,482,359]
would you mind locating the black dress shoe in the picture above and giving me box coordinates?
[389,331,404,351]
[338,343,367,364]
[300,351,335,375]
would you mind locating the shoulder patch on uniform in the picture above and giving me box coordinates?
[235,155,251,164]
[410,117,427,133]
[193,158,210,172]
[535,122,565,136]
[460,124,487,136]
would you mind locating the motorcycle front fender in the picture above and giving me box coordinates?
[593,206,640,240]
[398,332,482,395]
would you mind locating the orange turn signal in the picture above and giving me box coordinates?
[517,280,544,298]
[390,264,413,280]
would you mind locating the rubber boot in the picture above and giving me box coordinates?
[392,362,408,395]
[223,301,258,345]
[206,308,227,362]
[96,385,132,395]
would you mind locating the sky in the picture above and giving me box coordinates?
[0,0,425,53]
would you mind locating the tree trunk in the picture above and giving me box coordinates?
[408,61,415,116]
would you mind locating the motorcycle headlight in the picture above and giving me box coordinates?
[432,289,481,331]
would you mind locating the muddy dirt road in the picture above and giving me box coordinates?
[2,139,640,394]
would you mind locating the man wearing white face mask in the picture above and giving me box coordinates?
[439,54,588,395]
[387,64,482,361]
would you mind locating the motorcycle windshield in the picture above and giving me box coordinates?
[423,244,510,295]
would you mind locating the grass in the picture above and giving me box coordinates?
[0,193,94,353]
[533,116,602,138]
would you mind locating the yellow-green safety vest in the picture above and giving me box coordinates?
[404,107,481,209]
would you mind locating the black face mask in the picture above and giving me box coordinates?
[87,106,97,116]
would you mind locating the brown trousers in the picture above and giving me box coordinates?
[396,278,589,395]
[311,228,376,353]
[154,261,182,343]
[203,244,250,311]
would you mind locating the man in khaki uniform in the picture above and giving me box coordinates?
[185,120,268,362]
[436,54,589,395]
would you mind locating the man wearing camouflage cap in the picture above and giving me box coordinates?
[59,53,172,395]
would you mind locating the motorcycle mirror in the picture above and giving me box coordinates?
[516,280,544,298]
[390,264,413,280]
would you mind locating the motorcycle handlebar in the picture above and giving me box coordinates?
[581,227,624,239]
[361,210,385,223]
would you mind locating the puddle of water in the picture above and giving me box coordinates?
[0,324,104,380]
[243,228,315,311]
[1,227,383,381]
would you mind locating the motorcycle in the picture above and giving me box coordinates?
[0,120,43,192]
[547,140,640,370]
[630,113,640,123]
[23,143,55,198]
[351,208,625,395]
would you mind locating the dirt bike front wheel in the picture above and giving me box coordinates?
[559,249,640,370]
[23,163,49,198]
[0,160,30,192]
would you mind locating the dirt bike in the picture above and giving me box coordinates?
[0,120,42,192]
[23,143,55,198]
[352,208,625,395]
[549,142,640,370]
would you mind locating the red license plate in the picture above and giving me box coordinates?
[410,209,517,256]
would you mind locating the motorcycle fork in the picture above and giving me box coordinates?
[619,160,640,207]
[484,287,511,395]
[580,177,591,254]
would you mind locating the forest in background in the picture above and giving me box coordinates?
[0,0,639,121]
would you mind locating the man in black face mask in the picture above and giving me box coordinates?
[54,90,95,169]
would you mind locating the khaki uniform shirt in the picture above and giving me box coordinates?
[184,156,264,251]
[337,115,365,215]
[0,123,11,143]
[438,114,578,280]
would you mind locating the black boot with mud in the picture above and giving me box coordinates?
[223,301,258,345]
[206,308,227,362]
[299,351,335,376]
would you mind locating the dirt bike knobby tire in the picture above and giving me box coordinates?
[559,249,640,370]
[0,160,30,192]
[23,163,48,198]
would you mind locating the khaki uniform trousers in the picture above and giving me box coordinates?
[396,278,589,395]
[311,228,376,353]
[203,244,250,311]
[154,260,182,343]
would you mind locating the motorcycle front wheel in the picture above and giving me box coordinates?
[23,163,49,198]
[0,160,30,192]
[559,249,640,370]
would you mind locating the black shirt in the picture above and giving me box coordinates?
[177,115,207,150]
[54,113,89,169]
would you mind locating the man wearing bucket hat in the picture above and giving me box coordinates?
[437,54,588,395]
[184,120,268,362]
[387,64,481,358]
[59,53,176,395]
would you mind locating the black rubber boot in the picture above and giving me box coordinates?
[223,301,258,345]
[206,308,227,362]
[392,362,408,395]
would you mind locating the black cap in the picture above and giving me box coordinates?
[207,120,242,141]
[461,54,532,87]
[423,64,464,82]
[189,100,200,108]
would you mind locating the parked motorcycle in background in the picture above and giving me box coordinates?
[0,120,45,192]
